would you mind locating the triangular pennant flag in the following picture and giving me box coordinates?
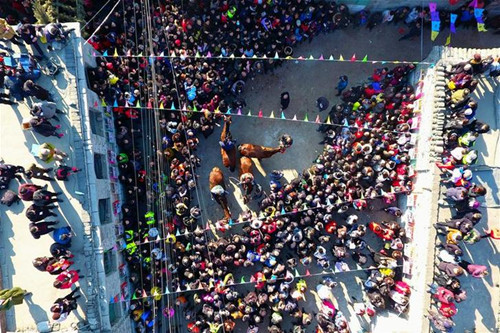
[274,52,279,59]
[262,54,267,59]
[431,30,439,41]
[315,115,321,123]
[269,111,275,118]
[237,109,242,115]
[226,109,231,115]
[329,55,334,61]
[445,34,451,46]
[326,116,331,125]
[175,229,180,236]
[113,100,118,107]
[304,113,309,122]
[281,112,285,119]
[214,106,220,114]
[319,54,324,60]
[350,54,356,62]
[205,222,210,230]
[229,53,235,58]
[219,54,223,58]
[241,54,246,58]
[136,100,141,108]
[343,119,349,127]
[176,286,181,293]
[362,55,368,62]
[137,52,143,56]
[186,284,191,290]
[292,114,297,121]
[159,101,164,109]
[297,56,305,60]
[159,51,164,57]
[281,207,285,215]
[114,48,118,57]
[252,54,257,58]
[339,54,344,61]
[295,269,300,277]
[305,269,311,276]
[165,287,170,294]
[247,110,252,116]
[103,50,108,57]
[308,55,314,60]
[195,51,200,58]
[132,293,137,300]
[125,101,129,107]
[193,104,198,112]
[240,276,245,283]
[101,99,107,106]
[147,100,152,108]
[207,51,212,58]
[170,102,175,110]
[171,51,177,58]
[258,110,263,118]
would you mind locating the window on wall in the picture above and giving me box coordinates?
[93,153,107,179]
[98,198,111,225]
[103,249,117,275]
[89,109,105,137]
[108,299,122,325]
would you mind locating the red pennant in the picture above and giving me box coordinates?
[258,110,263,118]
[350,54,356,62]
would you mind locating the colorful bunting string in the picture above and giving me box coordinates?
[91,50,432,65]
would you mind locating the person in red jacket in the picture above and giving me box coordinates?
[53,269,83,289]
[18,183,43,201]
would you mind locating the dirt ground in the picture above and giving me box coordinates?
[188,25,499,332]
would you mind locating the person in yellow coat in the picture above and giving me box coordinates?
[0,18,23,45]
[0,287,31,311]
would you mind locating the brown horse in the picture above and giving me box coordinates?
[220,116,237,172]
[238,134,293,159]
[209,167,231,221]
[239,156,262,204]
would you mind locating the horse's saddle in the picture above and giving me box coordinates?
[240,172,254,184]
[210,185,226,196]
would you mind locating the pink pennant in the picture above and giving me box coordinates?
[258,110,263,118]
[350,54,356,62]
[319,54,324,60]
[315,115,321,123]
[207,51,212,58]
[147,101,153,108]
[237,109,242,115]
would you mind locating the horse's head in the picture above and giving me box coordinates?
[279,134,293,152]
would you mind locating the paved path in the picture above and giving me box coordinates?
[434,53,499,332]
[0,39,87,331]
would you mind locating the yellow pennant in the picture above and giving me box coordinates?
[431,30,439,41]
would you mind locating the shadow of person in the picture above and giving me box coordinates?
[24,294,49,324]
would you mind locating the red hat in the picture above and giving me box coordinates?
[175,39,181,47]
